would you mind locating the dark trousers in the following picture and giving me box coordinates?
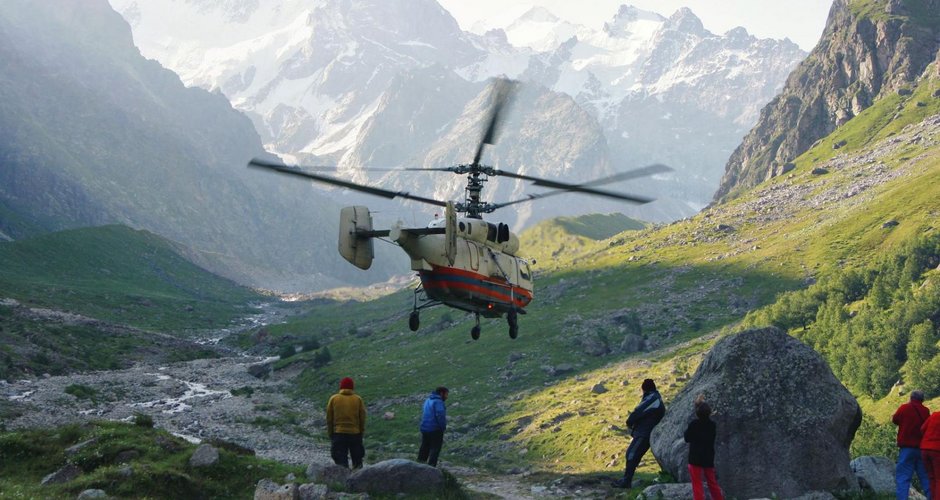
[417,430,445,467]
[623,434,651,485]
[331,433,364,468]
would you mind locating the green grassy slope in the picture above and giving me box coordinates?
[240,74,940,481]
[0,225,262,379]
[0,225,260,330]
[520,213,646,264]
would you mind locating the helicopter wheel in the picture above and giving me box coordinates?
[409,311,420,332]
[507,309,519,339]
[471,325,481,340]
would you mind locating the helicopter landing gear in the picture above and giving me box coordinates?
[409,311,420,332]
[507,309,518,339]
[471,313,481,340]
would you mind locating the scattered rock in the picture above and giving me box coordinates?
[40,464,82,485]
[640,483,694,499]
[189,444,219,468]
[716,224,735,232]
[590,383,607,394]
[898,88,913,96]
[346,459,443,495]
[508,352,524,363]
[554,364,575,375]
[578,333,610,357]
[619,334,644,353]
[254,478,298,500]
[833,140,847,149]
[781,162,797,174]
[933,89,940,98]
[850,456,894,493]
[298,482,328,500]
[305,463,350,486]
[650,327,861,499]
[247,362,274,379]
[882,219,899,228]
[155,434,184,453]
[812,167,830,175]
[382,412,394,420]
[65,438,98,456]
[206,437,255,456]
[77,489,108,499]
[789,492,837,500]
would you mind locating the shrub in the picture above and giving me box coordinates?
[133,412,154,428]
[65,383,97,401]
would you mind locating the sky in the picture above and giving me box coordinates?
[437,0,834,51]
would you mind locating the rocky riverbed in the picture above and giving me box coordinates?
[1,356,331,466]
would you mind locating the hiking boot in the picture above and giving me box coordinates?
[610,477,631,488]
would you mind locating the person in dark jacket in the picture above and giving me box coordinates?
[417,386,448,467]
[893,390,931,499]
[684,400,724,500]
[612,378,665,488]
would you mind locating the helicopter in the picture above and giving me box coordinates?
[249,78,669,340]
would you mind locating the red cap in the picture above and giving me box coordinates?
[340,377,354,390]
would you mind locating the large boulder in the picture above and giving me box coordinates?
[650,327,862,499]
[346,458,443,495]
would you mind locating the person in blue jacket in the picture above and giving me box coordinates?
[417,386,449,467]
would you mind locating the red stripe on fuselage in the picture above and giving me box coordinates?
[419,266,532,307]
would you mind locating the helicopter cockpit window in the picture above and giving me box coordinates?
[497,223,510,243]
[486,223,497,242]
[519,260,530,280]
[459,221,466,233]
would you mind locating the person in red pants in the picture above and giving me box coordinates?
[684,399,724,500]
[923,409,940,500]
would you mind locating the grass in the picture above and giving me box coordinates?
[0,421,303,499]
[848,0,940,27]
[0,225,260,331]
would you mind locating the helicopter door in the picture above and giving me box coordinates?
[466,241,479,271]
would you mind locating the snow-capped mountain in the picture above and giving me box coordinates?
[110,0,805,226]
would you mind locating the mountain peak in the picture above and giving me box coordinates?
[517,5,560,23]
[666,7,705,35]
[604,4,665,37]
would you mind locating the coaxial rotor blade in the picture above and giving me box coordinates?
[588,163,673,184]
[472,78,517,166]
[248,158,447,207]
[491,170,653,203]
[482,164,673,210]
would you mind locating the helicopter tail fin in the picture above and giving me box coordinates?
[339,206,375,270]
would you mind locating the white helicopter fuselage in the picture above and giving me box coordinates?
[392,216,533,317]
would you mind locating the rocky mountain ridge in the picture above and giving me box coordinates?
[715,0,940,201]
[0,0,404,292]
[109,0,806,224]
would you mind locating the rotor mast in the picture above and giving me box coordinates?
[461,164,487,219]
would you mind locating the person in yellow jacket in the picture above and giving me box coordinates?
[326,377,367,468]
